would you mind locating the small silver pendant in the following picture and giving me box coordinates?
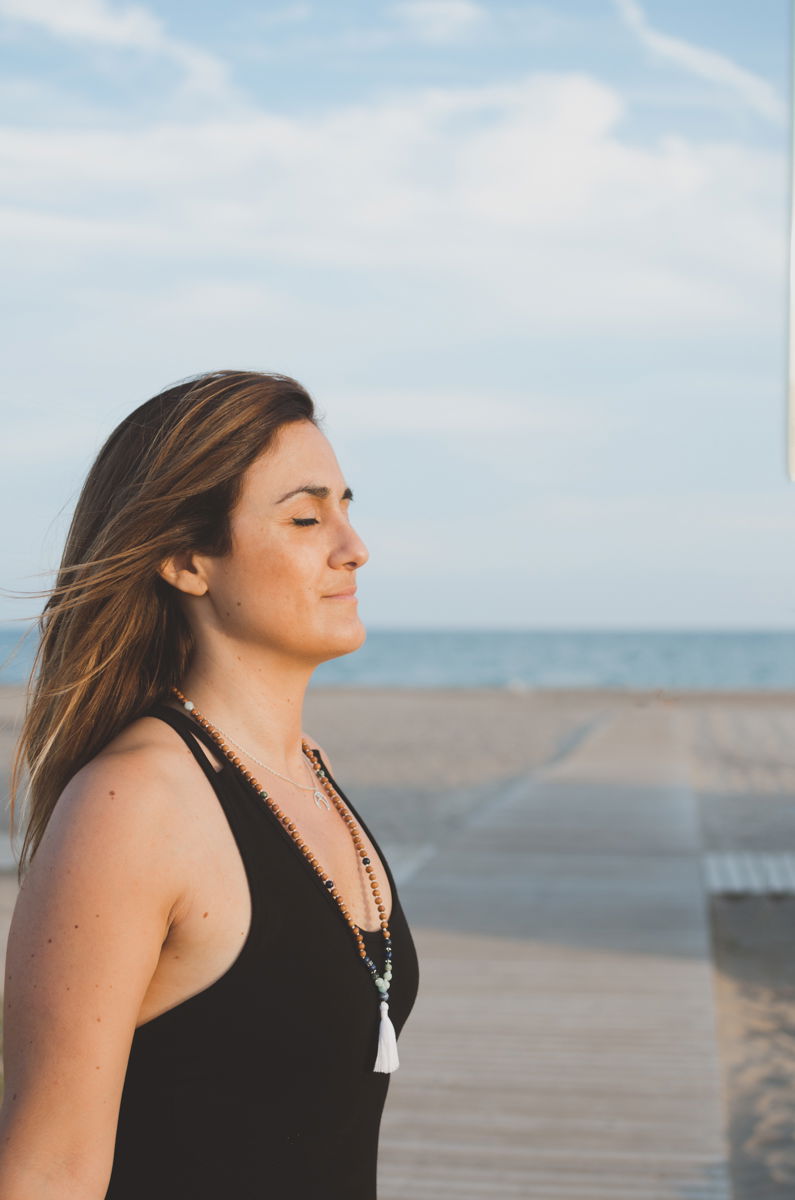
[314,789,331,810]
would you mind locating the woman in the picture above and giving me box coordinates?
[0,369,420,1198]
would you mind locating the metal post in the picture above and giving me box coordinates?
[789,0,795,477]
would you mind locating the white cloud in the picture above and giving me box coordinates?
[0,71,782,343]
[323,388,600,436]
[390,0,487,44]
[0,0,161,46]
[257,2,312,25]
[0,6,788,630]
[613,0,786,124]
[0,415,110,466]
[357,486,795,579]
[0,0,228,94]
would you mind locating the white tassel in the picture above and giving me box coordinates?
[373,999,400,1073]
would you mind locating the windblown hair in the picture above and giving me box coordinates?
[9,369,317,884]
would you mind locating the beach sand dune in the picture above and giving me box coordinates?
[0,684,793,1198]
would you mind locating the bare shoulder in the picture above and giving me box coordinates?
[10,713,200,992]
[35,712,202,889]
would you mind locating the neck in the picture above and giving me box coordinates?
[175,642,315,778]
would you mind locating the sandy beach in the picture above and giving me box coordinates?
[0,682,793,1197]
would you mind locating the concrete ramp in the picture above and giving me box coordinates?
[379,705,731,1200]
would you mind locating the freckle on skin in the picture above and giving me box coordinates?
[203,912,208,918]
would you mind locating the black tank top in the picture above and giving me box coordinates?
[104,701,420,1199]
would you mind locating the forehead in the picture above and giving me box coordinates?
[242,421,342,497]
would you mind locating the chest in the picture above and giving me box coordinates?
[139,748,392,1028]
[194,733,393,921]
[272,792,394,931]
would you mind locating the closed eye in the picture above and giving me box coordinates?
[292,517,319,526]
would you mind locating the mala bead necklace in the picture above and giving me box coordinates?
[199,721,332,812]
[169,685,399,1073]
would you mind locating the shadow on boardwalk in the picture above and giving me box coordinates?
[371,695,795,1200]
[1,687,794,1198]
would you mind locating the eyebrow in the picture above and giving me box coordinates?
[275,484,354,505]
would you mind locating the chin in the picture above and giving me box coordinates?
[316,617,367,663]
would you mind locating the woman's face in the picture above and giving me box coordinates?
[191,419,370,666]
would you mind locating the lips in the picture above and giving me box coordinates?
[323,588,357,597]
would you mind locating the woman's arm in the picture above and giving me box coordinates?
[0,747,190,1198]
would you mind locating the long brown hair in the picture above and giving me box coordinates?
[9,369,318,883]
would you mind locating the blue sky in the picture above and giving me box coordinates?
[0,0,791,629]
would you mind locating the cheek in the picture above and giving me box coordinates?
[228,542,316,610]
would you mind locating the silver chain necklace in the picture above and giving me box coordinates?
[173,687,399,1072]
[184,702,331,811]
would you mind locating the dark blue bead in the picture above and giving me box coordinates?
[325,879,334,888]
[362,857,370,865]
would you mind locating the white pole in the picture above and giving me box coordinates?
[788,0,795,478]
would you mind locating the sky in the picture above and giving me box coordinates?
[0,0,792,630]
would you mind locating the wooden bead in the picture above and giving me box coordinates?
[170,686,393,980]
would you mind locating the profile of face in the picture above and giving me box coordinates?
[163,419,370,668]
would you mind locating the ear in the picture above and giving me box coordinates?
[157,549,209,598]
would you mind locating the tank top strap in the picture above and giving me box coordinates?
[141,700,270,914]
[143,700,229,788]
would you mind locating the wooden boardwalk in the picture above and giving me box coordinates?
[0,693,746,1197]
[379,703,732,1199]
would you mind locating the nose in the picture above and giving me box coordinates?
[333,519,369,570]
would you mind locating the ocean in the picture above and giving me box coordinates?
[2,624,795,691]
